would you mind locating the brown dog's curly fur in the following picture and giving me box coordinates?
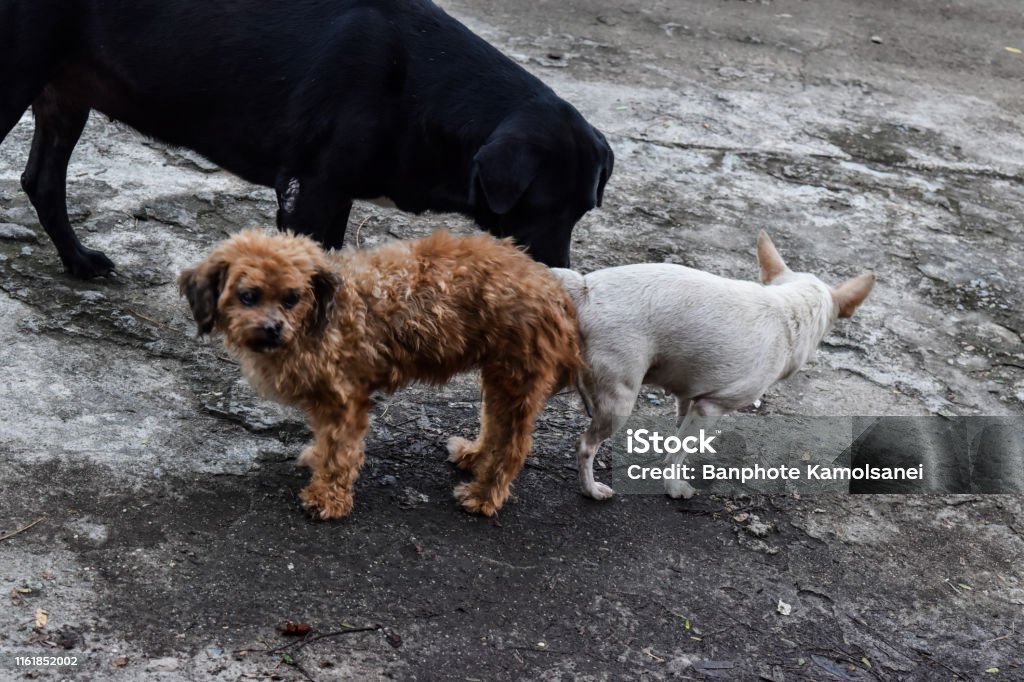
[179,229,582,519]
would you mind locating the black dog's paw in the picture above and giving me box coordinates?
[63,246,116,279]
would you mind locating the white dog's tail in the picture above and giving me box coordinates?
[549,267,586,303]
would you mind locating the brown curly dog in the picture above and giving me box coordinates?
[179,229,581,519]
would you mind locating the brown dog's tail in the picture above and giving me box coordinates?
[560,318,594,417]
[547,271,587,399]
[545,268,595,417]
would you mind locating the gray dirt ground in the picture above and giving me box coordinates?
[1,0,1023,680]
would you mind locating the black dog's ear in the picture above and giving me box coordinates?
[178,260,226,336]
[593,167,609,209]
[471,137,542,215]
[593,134,614,208]
[309,269,342,336]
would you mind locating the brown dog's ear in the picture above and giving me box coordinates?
[756,230,790,284]
[178,260,227,335]
[833,273,876,318]
[309,269,342,336]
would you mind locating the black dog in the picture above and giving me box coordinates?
[0,0,613,277]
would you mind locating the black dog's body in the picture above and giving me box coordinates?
[1,0,613,276]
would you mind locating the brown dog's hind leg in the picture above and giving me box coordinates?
[453,369,553,516]
[299,398,371,520]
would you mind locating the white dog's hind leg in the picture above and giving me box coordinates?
[664,402,698,499]
[664,464,696,499]
[577,383,640,500]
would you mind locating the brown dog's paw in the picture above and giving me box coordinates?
[296,445,317,468]
[446,436,482,472]
[453,482,503,517]
[300,481,354,520]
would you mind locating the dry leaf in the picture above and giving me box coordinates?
[278,621,312,636]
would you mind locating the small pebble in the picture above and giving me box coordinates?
[0,223,38,242]
[146,657,180,672]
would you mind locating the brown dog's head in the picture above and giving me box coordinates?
[179,229,340,353]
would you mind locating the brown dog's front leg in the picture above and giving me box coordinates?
[299,398,371,520]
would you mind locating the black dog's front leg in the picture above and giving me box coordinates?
[22,91,115,278]
[274,173,352,251]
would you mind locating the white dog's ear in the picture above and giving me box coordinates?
[833,273,875,318]
[756,230,789,283]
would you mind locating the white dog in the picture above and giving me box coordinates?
[553,231,874,500]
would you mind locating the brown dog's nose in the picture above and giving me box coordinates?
[263,320,283,341]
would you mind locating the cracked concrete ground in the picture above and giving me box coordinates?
[1,0,1023,679]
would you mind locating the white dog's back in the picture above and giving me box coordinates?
[553,263,833,405]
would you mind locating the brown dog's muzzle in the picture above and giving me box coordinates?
[249,319,284,352]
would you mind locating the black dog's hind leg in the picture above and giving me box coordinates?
[22,90,115,278]
[1,92,34,144]
[0,10,54,143]
[275,173,353,251]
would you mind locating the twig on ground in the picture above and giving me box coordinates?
[932,657,974,682]
[129,309,172,329]
[0,518,44,542]
[264,625,382,656]
[355,217,370,248]
[232,624,382,662]
[984,621,1015,644]
[288,658,317,682]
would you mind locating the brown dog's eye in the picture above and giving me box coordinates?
[238,288,260,306]
[282,291,301,309]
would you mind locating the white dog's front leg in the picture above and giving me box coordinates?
[578,430,615,500]
[664,400,727,499]
[576,411,620,500]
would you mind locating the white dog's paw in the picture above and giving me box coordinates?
[584,481,615,501]
[665,478,696,500]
